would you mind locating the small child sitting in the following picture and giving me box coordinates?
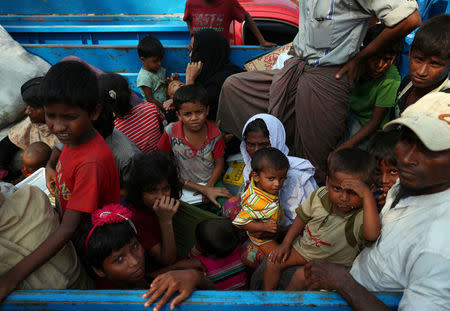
[176,218,247,290]
[337,24,402,150]
[263,148,380,290]
[125,152,180,266]
[81,203,216,310]
[367,130,400,211]
[137,35,169,110]
[157,84,230,210]
[14,141,52,184]
[395,14,450,116]
[232,147,289,267]
[81,203,148,289]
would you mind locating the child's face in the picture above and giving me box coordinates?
[167,80,184,99]
[409,50,449,89]
[95,237,146,285]
[141,56,162,73]
[245,131,271,158]
[374,160,398,193]
[142,180,171,208]
[44,102,100,147]
[326,171,364,213]
[252,166,288,195]
[176,101,209,132]
[365,53,396,79]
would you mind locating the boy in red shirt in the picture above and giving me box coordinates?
[184,0,275,47]
[0,61,120,301]
[157,84,230,209]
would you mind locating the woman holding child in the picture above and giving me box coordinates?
[224,114,318,226]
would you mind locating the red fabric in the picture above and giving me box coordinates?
[114,102,164,153]
[192,247,247,290]
[128,205,162,253]
[56,133,120,215]
[183,0,246,40]
[157,120,225,159]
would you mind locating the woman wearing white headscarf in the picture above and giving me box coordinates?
[239,114,318,226]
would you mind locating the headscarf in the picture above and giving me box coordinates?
[240,114,318,225]
[190,29,243,117]
[191,29,239,84]
[240,114,289,182]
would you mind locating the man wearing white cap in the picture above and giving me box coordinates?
[303,91,450,311]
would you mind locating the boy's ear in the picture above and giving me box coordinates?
[251,170,259,182]
[91,266,106,278]
[90,104,102,121]
[140,56,145,63]
[205,105,210,115]
[325,176,329,189]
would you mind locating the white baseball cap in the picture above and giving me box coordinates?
[384,92,450,151]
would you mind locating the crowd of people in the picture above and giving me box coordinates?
[0,0,449,310]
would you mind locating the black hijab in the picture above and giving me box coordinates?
[190,29,243,117]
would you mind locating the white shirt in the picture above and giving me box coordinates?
[350,182,450,311]
[293,0,418,66]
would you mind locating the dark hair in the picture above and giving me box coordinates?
[40,61,99,113]
[411,14,450,60]
[79,220,136,270]
[137,35,164,59]
[363,24,403,55]
[24,141,52,167]
[367,130,400,166]
[173,84,208,111]
[126,152,182,208]
[92,102,114,138]
[21,77,44,108]
[195,218,240,258]
[251,147,290,173]
[99,73,132,118]
[243,118,270,141]
[328,148,376,185]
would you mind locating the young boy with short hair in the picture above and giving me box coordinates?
[0,61,120,301]
[183,0,275,47]
[263,148,380,291]
[232,147,289,267]
[337,24,402,150]
[157,84,230,208]
[395,14,450,117]
[367,130,400,210]
[137,35,168,109]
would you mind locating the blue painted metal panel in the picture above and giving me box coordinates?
[1,290,402,310]
[20,45,274,94]
[1,14,190,46]
[0,0,187,15]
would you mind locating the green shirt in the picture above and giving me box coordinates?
[350,65,401,127]
[137,67,167,103]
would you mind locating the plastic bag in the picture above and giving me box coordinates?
[0,26,50,129]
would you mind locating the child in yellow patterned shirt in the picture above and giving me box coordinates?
[233,148,289,265]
